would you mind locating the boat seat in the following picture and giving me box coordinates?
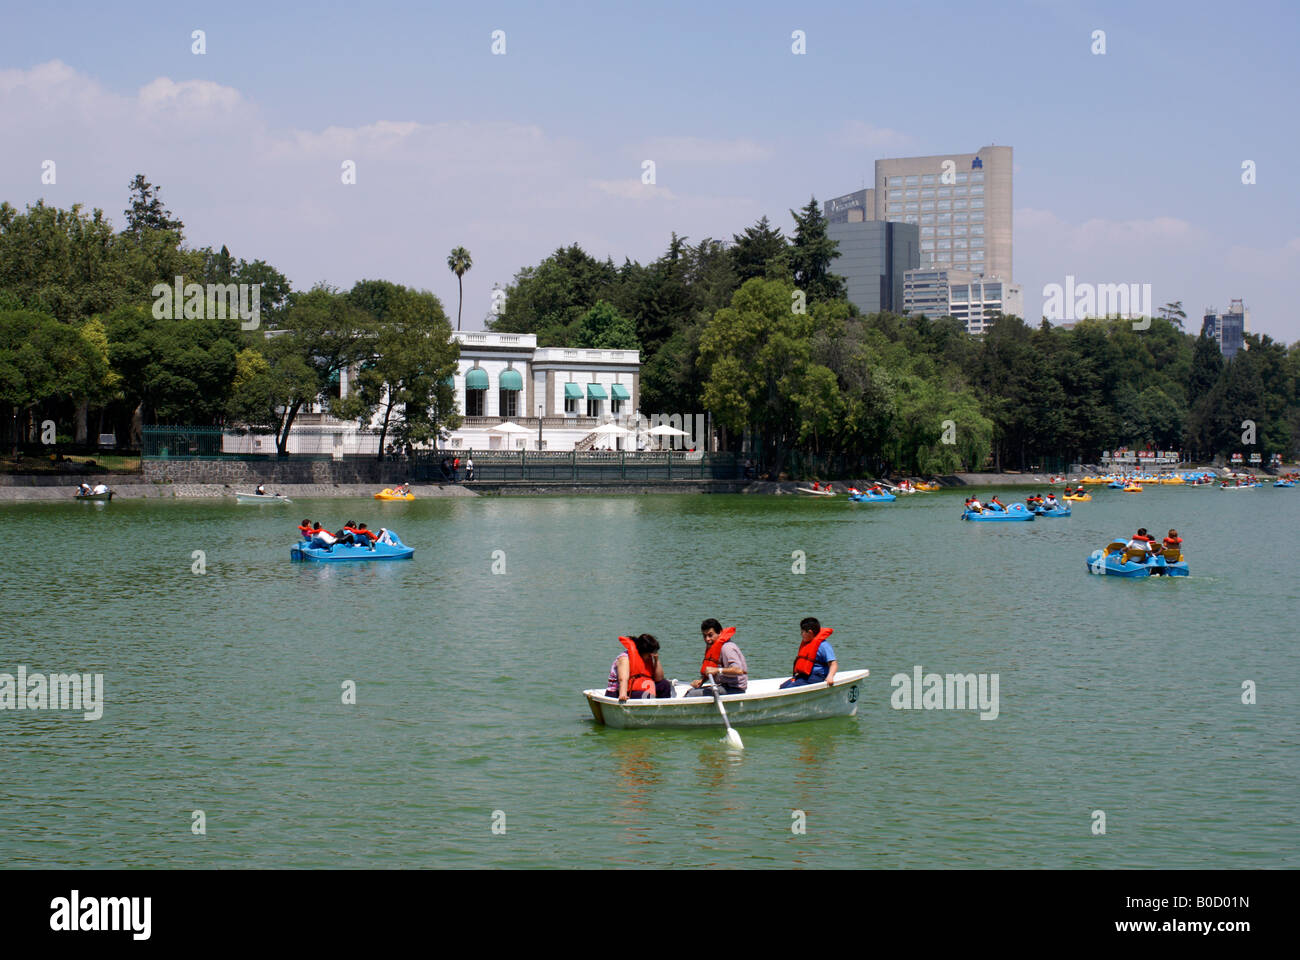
[1104,541,1127,555]
[1162,548,1183,562]
[1121,549,1149,565]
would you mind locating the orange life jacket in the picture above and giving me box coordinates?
[298,524,313,536]
[1163,536,1182,548]
[1134,533,1155,543]
[699,627,737,677]
[618,636,654,694]
[793,627,833,678]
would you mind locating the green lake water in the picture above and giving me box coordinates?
[1,486,1296,868]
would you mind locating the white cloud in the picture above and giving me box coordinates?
[835,120,912,151]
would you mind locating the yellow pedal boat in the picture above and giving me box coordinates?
[374,488,415,501]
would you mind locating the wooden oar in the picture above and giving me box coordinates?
[707,681,744,750]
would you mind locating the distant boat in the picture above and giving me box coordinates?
[74,490,112,501]
[235,491,293,504]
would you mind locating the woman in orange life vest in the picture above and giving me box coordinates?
[605,634,671,702]
[298,519,314,539]
[685,618,749,697]
[1162,529,1183,557]
[780,617,838,689]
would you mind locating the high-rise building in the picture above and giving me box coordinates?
[903,268,1022,335]
[827,220,919,315]
[826,145,1013,280]
[1201,300,1249,358]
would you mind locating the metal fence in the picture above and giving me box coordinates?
[412,450,741,482]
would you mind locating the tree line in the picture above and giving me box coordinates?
[486,202,1298,472]
[0,178,460,458]
[3,183,1296,470]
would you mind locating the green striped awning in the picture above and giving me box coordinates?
[610,384,630,400]
[586,384,607,399]
[563,383,583,399]
[464,368,489,390]
[499,369,523,391]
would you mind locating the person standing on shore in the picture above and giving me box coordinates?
[466,457,475,481]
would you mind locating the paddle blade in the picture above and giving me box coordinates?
[725,728,745,750]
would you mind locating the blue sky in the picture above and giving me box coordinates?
[2,0,1297,339]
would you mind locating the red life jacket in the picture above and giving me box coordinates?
[793,627,833,678]
[699,627,737,677]
[357,528,379,541]
[1134,533,1155,543]
[298,524,313,537]
[1163,536,1182,548]
[618,636,654,694]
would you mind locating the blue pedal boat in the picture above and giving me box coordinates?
[291,534,414,562]
[961,503,1034,521]
[849,491,896,503]
[1086,540,1188,578]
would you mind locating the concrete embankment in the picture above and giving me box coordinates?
[0,481,476,501]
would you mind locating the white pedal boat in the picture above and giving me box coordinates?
[584,669,869,729]
[234,491,293,503]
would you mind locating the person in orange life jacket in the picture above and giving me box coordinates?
[1162,529,1183,555]
[967,496,984,513]
[1125,527,1157,562]
[298,519,314,539]
[988,496,1005,511]
[605,634,671,702]
[780,617,838,689]
[340,521,376,550]
[306,522,337,551]
[685,618,748,697]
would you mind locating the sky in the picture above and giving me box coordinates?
[2,0,1297,341]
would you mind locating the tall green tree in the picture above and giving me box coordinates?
[123,174,184,236]
[334,281,461,457]
[788,197,846,303]
[227,285,376,455]
[446,246,472,331]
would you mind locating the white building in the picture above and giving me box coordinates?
[903,268,1022,335]
[223,331,643,455]
[447,331,641,450]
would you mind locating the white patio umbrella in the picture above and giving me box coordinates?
[589,422,631,450]
[643,423,691,451]
[489,421,534,449]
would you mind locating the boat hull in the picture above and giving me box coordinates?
[961,505,1033,521]
[584,670,869,729]
[74,492,113,501]
[849,493,895,502]
[1086,550,1188,578]
[374,490,415,500]
[1032,506,1072,517]
[290,539,413,562]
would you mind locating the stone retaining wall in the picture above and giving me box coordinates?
[142,459,402,485]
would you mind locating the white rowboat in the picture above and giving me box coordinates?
[584,669,869,729]
[234,491,293,504]
[796,487,836,496]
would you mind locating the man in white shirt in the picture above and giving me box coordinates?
[91,483,109,495]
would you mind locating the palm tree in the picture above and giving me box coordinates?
[447,247,473,331]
